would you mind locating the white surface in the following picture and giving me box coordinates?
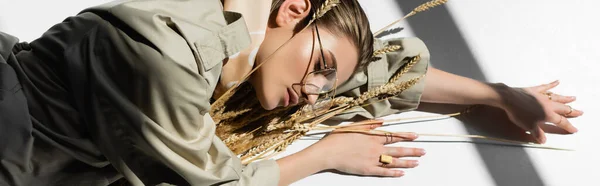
[1,0,598,186]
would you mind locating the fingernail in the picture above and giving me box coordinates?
[554,80,560,84]
[397,170,405,177]
[411,133,419,138]
[412,160,420,167]
[420,149,427,156]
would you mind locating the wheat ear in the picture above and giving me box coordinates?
[308,0,341,24]
[374,0,448,36]
[389,55,421,83]
[373,45,402,56]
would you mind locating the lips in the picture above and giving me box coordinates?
[282,89,290,107]
[287,87,299,106]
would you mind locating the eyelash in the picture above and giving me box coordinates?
[314,59,325,71]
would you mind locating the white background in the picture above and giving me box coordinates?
[1,0,598,186]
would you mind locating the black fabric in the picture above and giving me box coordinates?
[11,42,31,54]
[1,11,189,185]
[0,16,122,185]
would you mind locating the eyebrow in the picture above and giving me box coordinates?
[327,50,338,68]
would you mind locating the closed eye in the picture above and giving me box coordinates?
[314,59,325,71]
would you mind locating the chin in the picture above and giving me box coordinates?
[249,77,279,110]
[255,90,278,110]
[258,99,277,111]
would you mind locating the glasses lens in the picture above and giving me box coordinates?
[303,69,336,94]
[298,97,333,119]
[311,97,333,116]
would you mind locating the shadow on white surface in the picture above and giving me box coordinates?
[394,1,545,185]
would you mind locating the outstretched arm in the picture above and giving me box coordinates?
[421,67,583,143]
[421,67,503,107]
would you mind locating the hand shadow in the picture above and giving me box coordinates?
[416,102,570,144]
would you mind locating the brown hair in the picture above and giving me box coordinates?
[270,0,374,69]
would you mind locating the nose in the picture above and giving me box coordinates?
[305,94,319,105]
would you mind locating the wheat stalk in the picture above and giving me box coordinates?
[374,0,448,36]
[327,129,573,151]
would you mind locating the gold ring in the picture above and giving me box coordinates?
[564,105,573,116]
[384,132,393,144]
[543,92,553,101]
[379,154,393,165]
[556,116,564,125]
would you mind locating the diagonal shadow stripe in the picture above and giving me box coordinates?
[392,1,545,186]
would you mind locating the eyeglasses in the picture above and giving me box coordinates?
[294,12,338,119]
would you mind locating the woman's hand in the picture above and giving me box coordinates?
[500,80,583,143]
[308,120,425,177]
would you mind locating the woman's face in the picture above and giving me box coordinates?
[249,26,359,110]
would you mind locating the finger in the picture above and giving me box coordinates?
[551,103,583,118]
[566,108,584,118]
[380,132,419,144]
[553,103,584,118]
[392,132,419,141]
[385,147,426,157]
[552,102,571,115]
[537,80,559,92]
[385,159,420,168]
[549,94,576,104]
[550,114,578,133]
[530,125,547,144]
[367,167,405,177]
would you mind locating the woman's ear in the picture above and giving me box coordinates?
[274,0,311,28]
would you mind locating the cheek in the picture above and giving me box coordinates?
[267,41,315,85]
[289,42,316,80]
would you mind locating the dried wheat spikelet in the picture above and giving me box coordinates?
[414,0,448,13]
[353,75,423,106]
[373,45,402,56]
[389,55,421,83]
[351,55,422,105]
[241,134,289,160]
[309,0,341,24]
[374,0,449,36]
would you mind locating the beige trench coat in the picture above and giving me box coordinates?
[1,0,429,185]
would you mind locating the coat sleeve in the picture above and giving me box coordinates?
[38,6,279,186]
[329,37,431,121]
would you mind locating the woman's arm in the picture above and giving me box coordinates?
[420,67,582,143]
[421,67,503,107]
[275,145,328,185]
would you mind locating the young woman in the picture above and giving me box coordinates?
[0,0,582,185]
